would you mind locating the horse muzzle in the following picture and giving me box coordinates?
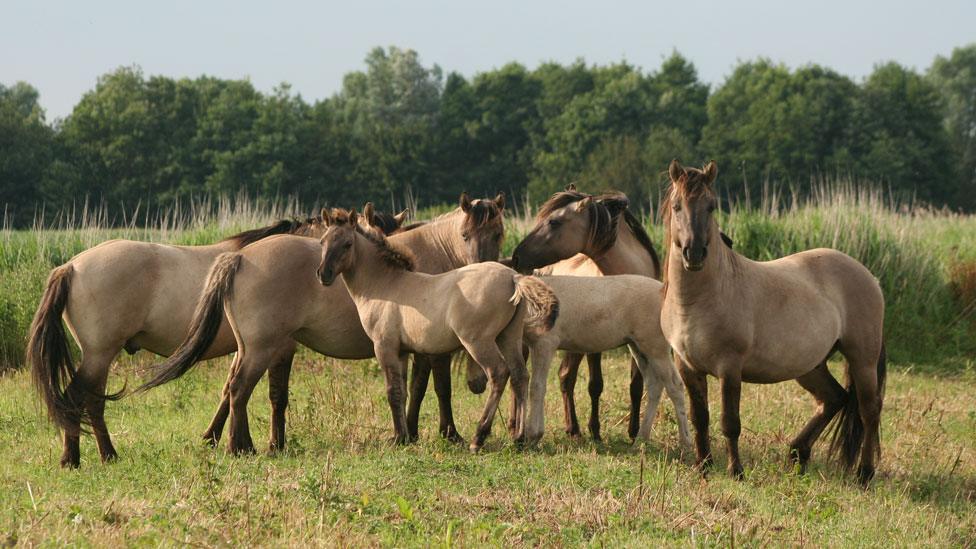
[318,267,337,286]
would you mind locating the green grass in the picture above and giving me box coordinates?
[1,353,974,546]
[1,185,975,544]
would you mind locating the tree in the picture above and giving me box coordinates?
[928,44,976,209]
[849,62,955,204]
[0,82,53,225]
[701,60,857,197]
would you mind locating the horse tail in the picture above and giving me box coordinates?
[511,275,560,332]
[27,264,84,432]
[136,252,242,392]
[828,341,887,470]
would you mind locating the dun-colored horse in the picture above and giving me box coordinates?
[511,188,660,441]
[27,211,405,468]
[137,197,505,454]
[522,275,691,450]
[318,208,559,451]
[661,160,886,484]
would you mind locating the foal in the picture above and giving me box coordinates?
[523,275,692,451]
[318,208,559,451]
[661,160,886,484]
[511,189,660,441]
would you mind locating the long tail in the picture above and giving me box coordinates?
[510,275,560,332]
[828,341,887,469]
[27,264,83,431]
[136,252,242,392]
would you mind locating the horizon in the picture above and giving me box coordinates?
[3,0,974,120]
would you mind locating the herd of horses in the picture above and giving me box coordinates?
[27,160,887,485]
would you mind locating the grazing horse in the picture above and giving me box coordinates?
[522,275,691,450]
[318,207,559,451]
[511,188,660,441]
[136,197,505,455]
[26,211,406,468]
[660,160,886,484]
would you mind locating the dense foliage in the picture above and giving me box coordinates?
[2,45,975,226]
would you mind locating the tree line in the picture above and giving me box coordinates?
[2,45,974,226]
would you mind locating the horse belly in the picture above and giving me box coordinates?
[296,323,375,360]
[740,317,840,383]
[400,311,460,355]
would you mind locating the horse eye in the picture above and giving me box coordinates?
[672,203,681,212]
[548,219,561,228]
[462,233,470,242]
[707,203,716,213]
[494,234,502,242]
[344,242,352,249]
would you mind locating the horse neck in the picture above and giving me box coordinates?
[340,236,410,301]
[666,222,738,306]
[588,221,657,277]
[391,212,467,273]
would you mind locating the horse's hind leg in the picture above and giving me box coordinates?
[406,354,432,442]
[203,371,232,447]
[83,362,119,463]
[848,344,885,485]
[558,352,584,438]
[268,346,296,453]
[429,354,463,443]
[227,347,281,455]
[585,353,604,442]
[789,362,846,473]
[64,348,117,467]
[464,340,511,452]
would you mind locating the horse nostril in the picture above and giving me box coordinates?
[682,247,692,261]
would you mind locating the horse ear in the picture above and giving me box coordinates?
[575,196,593,212]
[703,160,718,184]
[565,183,577,192]
[362,202,375,225]
[393,209,410,226]
[321,208,333,226]
[349,209,359,226]
[719,231,734,249]
[494,192,505,211]
[669,159,686,182]
[459,192,472,212]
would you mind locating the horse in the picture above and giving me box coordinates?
[27,210,406,468]
[510,187,661,441]
[522,274,691,451]
[136,196,506,455]
[317,207,559,452]
[660,159,886,484]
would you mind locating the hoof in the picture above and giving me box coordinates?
[100,451,119,464]
[729,463,745,480]
[856,465,875,486]
[202,432,220,448]
[229,441,257,456]
[60,458,80,469]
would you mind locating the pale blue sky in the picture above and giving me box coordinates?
[3,0,974,120]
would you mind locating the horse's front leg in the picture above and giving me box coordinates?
[375,343,410,444]
[677,357,712,474]
[406,354,432,442]
[720,372,744,480]
[585,352,604,442]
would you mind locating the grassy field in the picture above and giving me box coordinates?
[1,186,975,545]
[1,353,974,546]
